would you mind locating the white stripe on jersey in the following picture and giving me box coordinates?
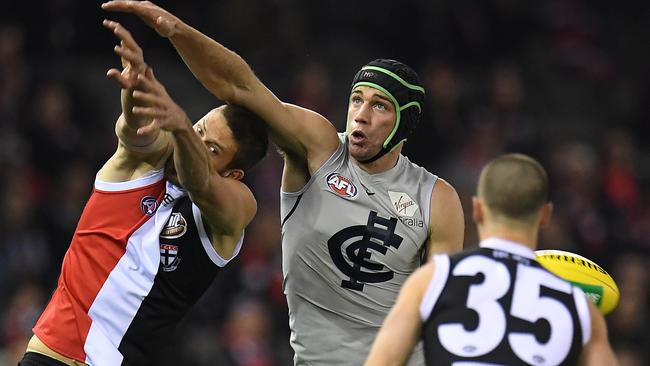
[573,286,592,345]
[420,254,451,321]
[84,182,177,365]
[94,169,164,191]
[191,202,243,267]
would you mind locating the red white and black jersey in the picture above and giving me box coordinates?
[33,169,242,366]
[419,238,592,366]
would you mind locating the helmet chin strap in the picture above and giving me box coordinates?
[357,138,406,164]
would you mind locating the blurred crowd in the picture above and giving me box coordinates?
[1,0,648,365]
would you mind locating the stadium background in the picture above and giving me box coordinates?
[1,0,648,364]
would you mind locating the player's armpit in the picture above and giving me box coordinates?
[189,176,256,245]
[425,178,464,258]
[97,139,171,183]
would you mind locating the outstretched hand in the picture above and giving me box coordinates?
[103,19,146,89]
[131,67,191,135]
[102,1,178,38]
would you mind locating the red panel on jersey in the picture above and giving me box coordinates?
[33,179,165,361]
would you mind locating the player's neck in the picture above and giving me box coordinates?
[478,225,539,251]
[354,148,400,174]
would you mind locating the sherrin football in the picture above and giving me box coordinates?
[535,249,619,315]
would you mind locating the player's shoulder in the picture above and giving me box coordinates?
[432,177,458,197]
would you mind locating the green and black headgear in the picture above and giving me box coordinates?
[349,59,425,163]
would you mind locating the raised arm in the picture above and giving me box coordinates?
[98,19,172,182]
[102,1,340,176]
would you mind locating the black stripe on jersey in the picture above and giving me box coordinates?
[281,193,303,229]
[118,197,221,366]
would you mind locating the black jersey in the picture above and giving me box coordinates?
[118,195,241,366]
[420,238,591,366]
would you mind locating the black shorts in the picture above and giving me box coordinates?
[18,352,69,366]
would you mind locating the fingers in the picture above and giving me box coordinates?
[137,120,159,136]
[101,1,139,12]
[113,44,141,66]
[102,1,157,25]
[103,19,140,52]
[106,68,131,89]
[103,19,145,69]
[135,69,163,93]
[132,106,166,118]
[132,89,164,106]
[102,1,177,38]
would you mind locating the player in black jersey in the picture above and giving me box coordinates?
[365,154,618,366]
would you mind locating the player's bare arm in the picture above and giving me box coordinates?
[101,1,340,182]
[426,178,464,257]
[132,67,256,258]
[364,263,434,366]
[578,301,619,366]
[99,19,172,182]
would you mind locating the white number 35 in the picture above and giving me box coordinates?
[439,256,574,365]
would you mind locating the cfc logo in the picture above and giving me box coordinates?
[326,173,358,198]
[328,211,403,291]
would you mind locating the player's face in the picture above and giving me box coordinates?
[346,86,397,161]
[165,108,240,185]
[194,108,239,173]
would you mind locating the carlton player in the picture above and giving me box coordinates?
[19,20,267,366]
[365,154,619,366]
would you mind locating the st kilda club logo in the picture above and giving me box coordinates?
[326,173,358,198]
[160,243,180,272]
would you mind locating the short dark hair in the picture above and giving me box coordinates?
[478,153,549,220]
[222,104,269,172]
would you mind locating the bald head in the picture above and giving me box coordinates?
[478,153,549,224]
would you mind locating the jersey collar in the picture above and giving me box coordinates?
[479,237,536,259]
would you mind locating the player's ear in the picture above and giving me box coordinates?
[222,168,244,181]
[472,196,484,225]
[539,202,553,228]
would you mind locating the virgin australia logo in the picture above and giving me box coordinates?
[388,191,418,217]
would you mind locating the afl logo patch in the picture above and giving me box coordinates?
[326,173,358,198]
[161,212,187,239]
[140,196,158,216]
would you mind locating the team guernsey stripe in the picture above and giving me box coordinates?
[84,180,180,365]
[32,170,166,362]
[84,207,169,364]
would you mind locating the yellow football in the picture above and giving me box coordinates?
[535,249,619,315]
